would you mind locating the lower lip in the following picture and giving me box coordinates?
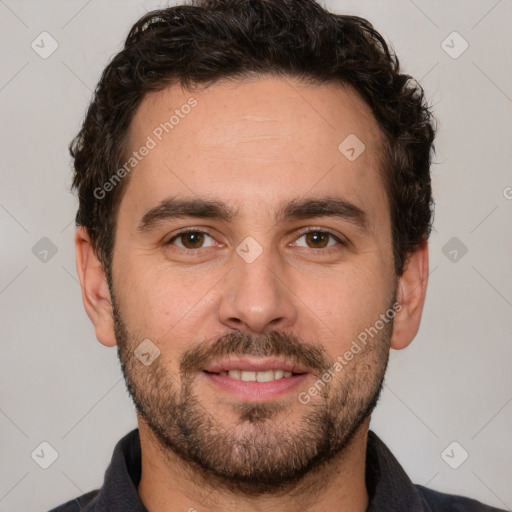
[202,371,309,401]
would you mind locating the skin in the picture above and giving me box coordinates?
[75,75,429,512]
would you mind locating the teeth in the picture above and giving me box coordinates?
[256,370,275,382]
[218,369,295,381]
[240,371,256,381]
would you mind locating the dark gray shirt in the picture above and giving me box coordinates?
[48,429,506,511]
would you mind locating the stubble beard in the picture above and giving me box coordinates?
[112,293,393,495]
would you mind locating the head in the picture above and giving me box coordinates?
[74,0,435,495]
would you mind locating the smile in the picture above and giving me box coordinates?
[211,369,295,381]
[201,357,310,401]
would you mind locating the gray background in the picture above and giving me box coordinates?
[1,0,511,511]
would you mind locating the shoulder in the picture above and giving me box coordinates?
[46,489,99,512]
[416,484,507,512]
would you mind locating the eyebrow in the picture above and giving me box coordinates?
[137,195,368,233]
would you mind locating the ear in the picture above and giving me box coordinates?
[390,239,429,350]
[75,226,117,347]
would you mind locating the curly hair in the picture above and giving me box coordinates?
[70,0,436,277]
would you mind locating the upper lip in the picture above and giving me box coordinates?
[202,357,310,374]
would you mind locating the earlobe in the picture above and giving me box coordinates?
[75,227,117,347]
[390,239,429,350]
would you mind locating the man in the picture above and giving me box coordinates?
[49,0,504,510]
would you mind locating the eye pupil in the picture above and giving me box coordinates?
[182,232,204,248]
[306,232,329,248]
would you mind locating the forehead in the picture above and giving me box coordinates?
[120,75,387,226]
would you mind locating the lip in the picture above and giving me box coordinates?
[202,356,310,374]
[202,371,310,401]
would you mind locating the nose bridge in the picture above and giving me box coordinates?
[218,237,297,333]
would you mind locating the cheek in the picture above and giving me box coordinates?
[303,264,391,351]
[118,259,220,341]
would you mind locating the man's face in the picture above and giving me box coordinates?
[110,76,397,491]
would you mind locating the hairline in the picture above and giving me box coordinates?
[98,72,394,275]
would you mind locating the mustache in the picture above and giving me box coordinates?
[180,330,333,376]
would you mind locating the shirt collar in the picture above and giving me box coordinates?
[92,428,146,512]
[365,430,432,512]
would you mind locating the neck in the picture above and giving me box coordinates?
[137,416,371,512]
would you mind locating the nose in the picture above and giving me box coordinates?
[217,245,298,334]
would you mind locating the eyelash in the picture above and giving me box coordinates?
[166,227,347,254]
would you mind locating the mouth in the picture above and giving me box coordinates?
[204,369,298,381]
[201,357,311,401]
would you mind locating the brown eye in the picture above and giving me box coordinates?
[180,232,204,249]
[294,229,347,253]
[168,231,215,250]
[295,230,341,250]
[304,231,330,248]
